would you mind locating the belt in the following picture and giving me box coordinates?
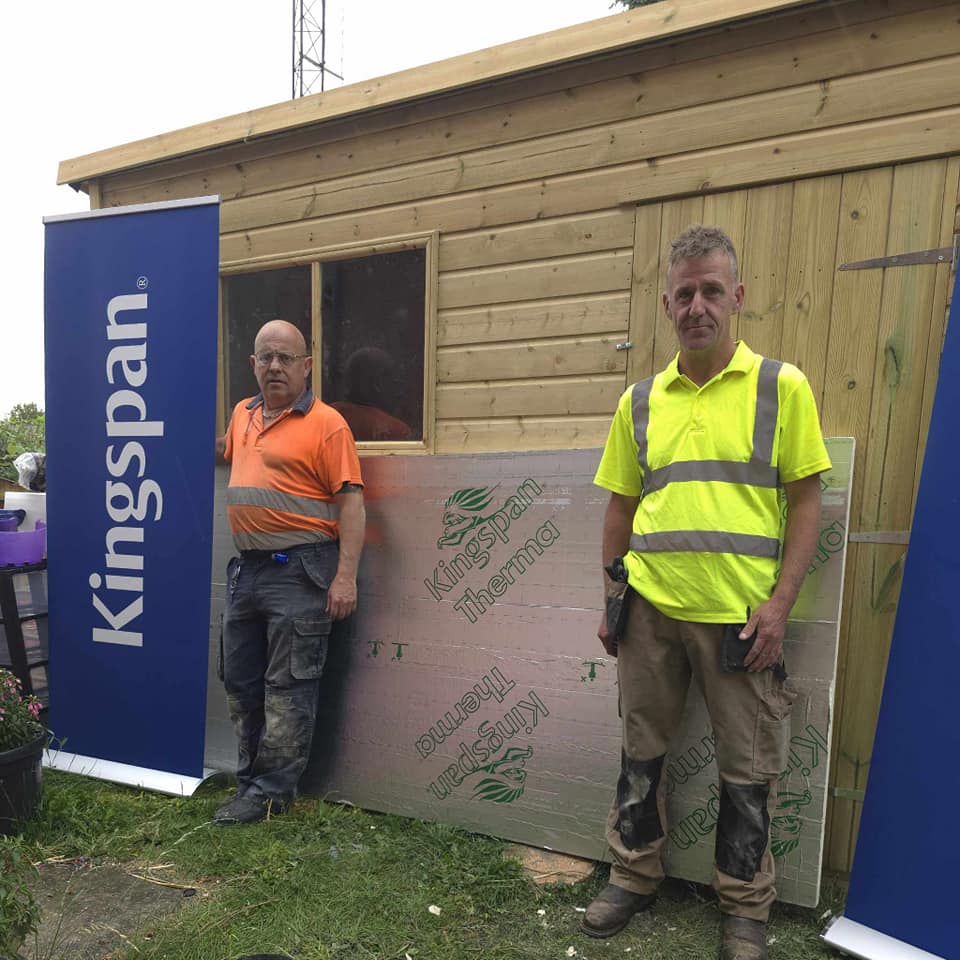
[239,541,337,562]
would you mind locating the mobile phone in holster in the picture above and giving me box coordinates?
[721,621,756,673]
[721,613,787,682]
[604,556,632,651]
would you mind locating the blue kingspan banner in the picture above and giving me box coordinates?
[44,197,220,778]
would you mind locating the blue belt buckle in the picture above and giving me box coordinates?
[272,552,289,564]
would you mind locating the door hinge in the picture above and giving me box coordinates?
[615,340,633,351]
[839,237,957,271]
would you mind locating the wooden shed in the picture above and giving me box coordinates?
[59,0,960,873]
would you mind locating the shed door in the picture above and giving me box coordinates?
[626,156,960,873]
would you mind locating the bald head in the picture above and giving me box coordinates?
[250,319,312,411]
[254,319,306,355]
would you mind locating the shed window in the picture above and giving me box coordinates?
[222,247,427,445]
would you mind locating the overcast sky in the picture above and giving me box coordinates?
[0,0,618,418]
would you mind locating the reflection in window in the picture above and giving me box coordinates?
[322,249,425,442]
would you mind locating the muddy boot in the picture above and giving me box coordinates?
[579,884,655,938]
[720,915,768,960]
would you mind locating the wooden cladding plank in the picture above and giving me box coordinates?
[780,175,843,400]
[626,203,663,384]
[739,183,794,358]
[437,334,626,383]
[436,374,625,418]
[221,107,960,264]
[439,209,635,271]
[819,165,891,875]
[438,292,629,347]
[860,158,948,534]
[435,414,612,454]
[819,168,895,463]
[101,2,960,209]
[438,250,632,310]
[620,106,960,205]
[211,54,960,237]
[701,189,749,259]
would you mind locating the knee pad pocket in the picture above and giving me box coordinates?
[715,779,769,882]
[616,751,664,850]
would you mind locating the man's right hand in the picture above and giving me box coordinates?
[598,611,618,657]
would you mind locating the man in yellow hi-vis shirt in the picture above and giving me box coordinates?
[582,226,831,960]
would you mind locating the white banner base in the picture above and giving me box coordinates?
[44,749,218,797]
[822,917,947,960]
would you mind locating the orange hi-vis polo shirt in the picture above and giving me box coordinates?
[223,390,363,552]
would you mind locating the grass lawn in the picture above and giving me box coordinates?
[13,771,846,960]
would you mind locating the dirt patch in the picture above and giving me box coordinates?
[503,843,595,886]
[19,859,197,960]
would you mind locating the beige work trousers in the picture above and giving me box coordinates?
[606,593,795,921]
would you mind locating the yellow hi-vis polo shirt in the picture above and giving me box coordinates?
[594,341,831,623]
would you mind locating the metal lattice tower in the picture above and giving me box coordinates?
[292,0,342,98]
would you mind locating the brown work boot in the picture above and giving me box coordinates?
[579,884,655,938]
[720,915,768,960]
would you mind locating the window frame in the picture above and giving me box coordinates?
[218,231,439,453]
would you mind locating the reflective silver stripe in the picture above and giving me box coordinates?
[643,460,779,495]
[629,531,780,559]
[632,358,782,497]
[228,486,338,520]
[752,358,782,465]
[233,529,334,551]
[631,376,654,479]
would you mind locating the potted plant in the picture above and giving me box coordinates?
[0,668,46,836]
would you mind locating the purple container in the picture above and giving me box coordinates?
[0,517,17,532]
[0,520,46,566]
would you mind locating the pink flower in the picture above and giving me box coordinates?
[28,702,40,718]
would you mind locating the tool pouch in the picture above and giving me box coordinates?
[721,621,755,673]
[604,556,632,649]
[721,620,787,681]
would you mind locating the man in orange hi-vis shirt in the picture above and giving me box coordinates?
[214,319,365,825]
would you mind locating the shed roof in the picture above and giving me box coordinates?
[59,0,820,187]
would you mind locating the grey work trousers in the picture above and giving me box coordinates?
[220,541,337,807]
[607,593,796,921]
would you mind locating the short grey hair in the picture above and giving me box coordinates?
[667,225,739,284]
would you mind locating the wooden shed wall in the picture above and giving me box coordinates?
[88,0,960,873]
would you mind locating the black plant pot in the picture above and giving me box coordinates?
[0,732,45,836]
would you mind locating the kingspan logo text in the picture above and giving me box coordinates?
[90,293,165,647]
[424,478,561,623]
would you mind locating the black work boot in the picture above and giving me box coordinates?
[212,794,282,825]
[579,884,655,938]
[720,915,768,960]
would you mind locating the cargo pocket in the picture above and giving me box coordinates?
[299,551,333,591]
[290,618,331,680]
[752,678,798,780]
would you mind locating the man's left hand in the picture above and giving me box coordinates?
[327,573,357,620]
[741,597,790,672]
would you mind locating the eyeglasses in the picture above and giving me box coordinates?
[254,351,309,367]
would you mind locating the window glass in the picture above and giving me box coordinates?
[321,249,426,442]
[222,266,311,413]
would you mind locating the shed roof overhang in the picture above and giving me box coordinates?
[58,0,822,189]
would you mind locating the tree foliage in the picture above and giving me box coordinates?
[0,403,45,483]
